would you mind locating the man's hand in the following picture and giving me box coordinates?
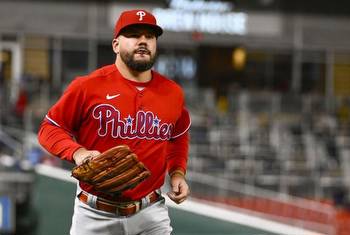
[167,172,190,204]
[73,147,100,165]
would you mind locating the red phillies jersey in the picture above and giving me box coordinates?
[38,64,191,200]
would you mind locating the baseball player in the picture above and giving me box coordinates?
[37,9,191,235]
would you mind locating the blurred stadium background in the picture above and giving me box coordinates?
[1,0,350,234]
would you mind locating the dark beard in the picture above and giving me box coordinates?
[120,50,156,72]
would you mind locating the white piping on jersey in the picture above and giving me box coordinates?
[171,116,191,139]
[45,115,61,127]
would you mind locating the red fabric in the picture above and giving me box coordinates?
[37,64,190,201]
[167,131,189,175]
[38,121,83,162]
[124,78,152,87]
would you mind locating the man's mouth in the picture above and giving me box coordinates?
[135,48,150,55]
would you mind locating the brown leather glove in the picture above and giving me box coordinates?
[71,145,151,194]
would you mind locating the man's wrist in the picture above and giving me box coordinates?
[169,169,185,178]
[73,147,87,164]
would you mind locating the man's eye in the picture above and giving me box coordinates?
[126,34,139,38]
[124,33,155,38]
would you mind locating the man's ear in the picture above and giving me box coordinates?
[112,38,119,54]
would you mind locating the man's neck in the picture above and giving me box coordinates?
[115,59,152,83]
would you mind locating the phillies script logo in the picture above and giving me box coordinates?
[93,104,173,140]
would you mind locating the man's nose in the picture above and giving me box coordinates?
[138,34,148,42]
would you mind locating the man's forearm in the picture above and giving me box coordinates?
[37,120,83,162]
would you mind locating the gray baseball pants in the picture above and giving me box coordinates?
[69,187,172,235]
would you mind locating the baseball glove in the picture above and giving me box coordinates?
[71,145,151,194]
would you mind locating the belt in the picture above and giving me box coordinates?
[78,191,160,216]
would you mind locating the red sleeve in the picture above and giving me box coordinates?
[46,77,85,134]
[167,131,189,175]
[37,78,85,162]
[171,108,191,139]
[167,107,191,174]
[37,120,83,162]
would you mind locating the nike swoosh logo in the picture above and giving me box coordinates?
[106,94,120,100]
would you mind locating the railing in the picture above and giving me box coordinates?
[187,171,337,235]
[0,129,23,159]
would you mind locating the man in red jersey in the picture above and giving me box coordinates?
[37,9,191,235]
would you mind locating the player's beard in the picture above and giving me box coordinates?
[120,47,156,72]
